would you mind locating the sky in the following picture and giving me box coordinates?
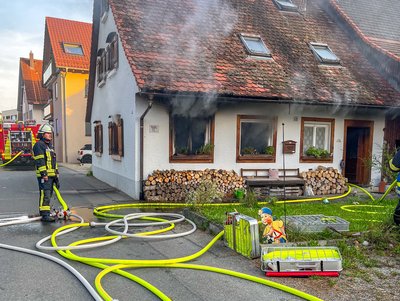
[0,0,93,112]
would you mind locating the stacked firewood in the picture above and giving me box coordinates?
[143,169,245,202]
[300,166,348,195]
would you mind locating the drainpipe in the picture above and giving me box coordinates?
[61,72,68,163]
[139,94,154,200]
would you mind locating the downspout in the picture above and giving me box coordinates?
[61,72,68,163]
[139,95,154,200]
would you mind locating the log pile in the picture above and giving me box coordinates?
[300,166,348,195]
[144,169,245,202]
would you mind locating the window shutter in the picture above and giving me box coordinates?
[99,124,103,154]
[118,118,124,157]
[108,122,113,155]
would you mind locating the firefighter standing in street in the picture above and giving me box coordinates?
[389,148,400,225]
[33,124,60,222]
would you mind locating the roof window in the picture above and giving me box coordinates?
[273,0,298,12]
[63,43,84,55]
[310,43,340,65]
[240,34,271,57]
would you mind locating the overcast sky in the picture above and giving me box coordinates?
[0,0,93,112]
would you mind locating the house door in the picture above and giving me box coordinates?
[343,120,373,185]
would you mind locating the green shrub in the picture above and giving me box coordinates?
[185,181,223,207]
[242,147,258,155]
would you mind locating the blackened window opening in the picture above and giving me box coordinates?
[173,116,210,155]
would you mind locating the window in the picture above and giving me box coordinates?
[96,48,107,86]
[170,115,214,163]
[63,43,84,55]
[53,82,58,101]
[310,43,340,64]
[84,79,89,98]
[106,32,119,72]
[94,123,103,154]
[108,117,123,157]
[236,115,277,163]
[100,0,109,22]
[240,34,271,57]
[85,122,91,137]
[300,117,335,162]
[273,0,298,11]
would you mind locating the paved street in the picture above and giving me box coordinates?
[0,164,303,301]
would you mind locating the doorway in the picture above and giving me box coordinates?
[343,120,374,185]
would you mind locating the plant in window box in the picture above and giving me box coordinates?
[263,146,275,156]
[176,147,189,156]
[305,146,331,159]
[242,147,258,155]
[196,143,214,155]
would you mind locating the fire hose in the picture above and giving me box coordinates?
[0,178,397,300]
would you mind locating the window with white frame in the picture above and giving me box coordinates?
[237,115,277,162]
[301,117,335,161]
[240,34,271,57]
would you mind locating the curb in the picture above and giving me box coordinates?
[182,208,224,236]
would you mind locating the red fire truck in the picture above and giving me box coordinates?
[0,119,41,165]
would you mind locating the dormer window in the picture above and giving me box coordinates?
[273,0,298,12]
[310,43,340,65]
[240,34,271,57]
[63,43,84,55]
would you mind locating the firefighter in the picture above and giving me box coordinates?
[33,124,59,222]
[389,148,400,225]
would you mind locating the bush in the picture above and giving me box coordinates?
[185,181,223,207]
[264,146,275,155]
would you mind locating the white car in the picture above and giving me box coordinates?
[77,144,92,164]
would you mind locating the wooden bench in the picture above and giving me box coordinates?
[240,168,305,197]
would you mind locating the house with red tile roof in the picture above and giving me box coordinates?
[42,17,92,163]
[17,51,49,122]
[86,0,400,199]
[328,0,400,151]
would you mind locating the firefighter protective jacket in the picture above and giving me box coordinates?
[33,139,58,177]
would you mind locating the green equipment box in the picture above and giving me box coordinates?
[224,212,260,259]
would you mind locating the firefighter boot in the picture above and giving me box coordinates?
[41,212,55,222]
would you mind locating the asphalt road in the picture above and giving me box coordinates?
[0,164,303,301]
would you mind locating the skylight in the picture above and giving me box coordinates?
[273,0,298,11]
[63,43,84,55]
[240,35,271,57]
[310,43,340,64]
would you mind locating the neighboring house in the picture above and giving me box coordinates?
[42,17,92,163]
[86,0,400,199]
[328,0,400,150]
[17,51,49,123]
[1,109,18,122]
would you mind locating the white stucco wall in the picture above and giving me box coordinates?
[142,101,386,186]
[91,10,140,198]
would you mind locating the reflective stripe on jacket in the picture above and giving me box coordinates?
[33,139,58,177]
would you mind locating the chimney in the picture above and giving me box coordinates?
[29,51,34,68]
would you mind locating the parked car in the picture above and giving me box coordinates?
[77,144,92,164]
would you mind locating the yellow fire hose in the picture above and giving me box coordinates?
[49,199,323,301]
[0,151,23,167]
